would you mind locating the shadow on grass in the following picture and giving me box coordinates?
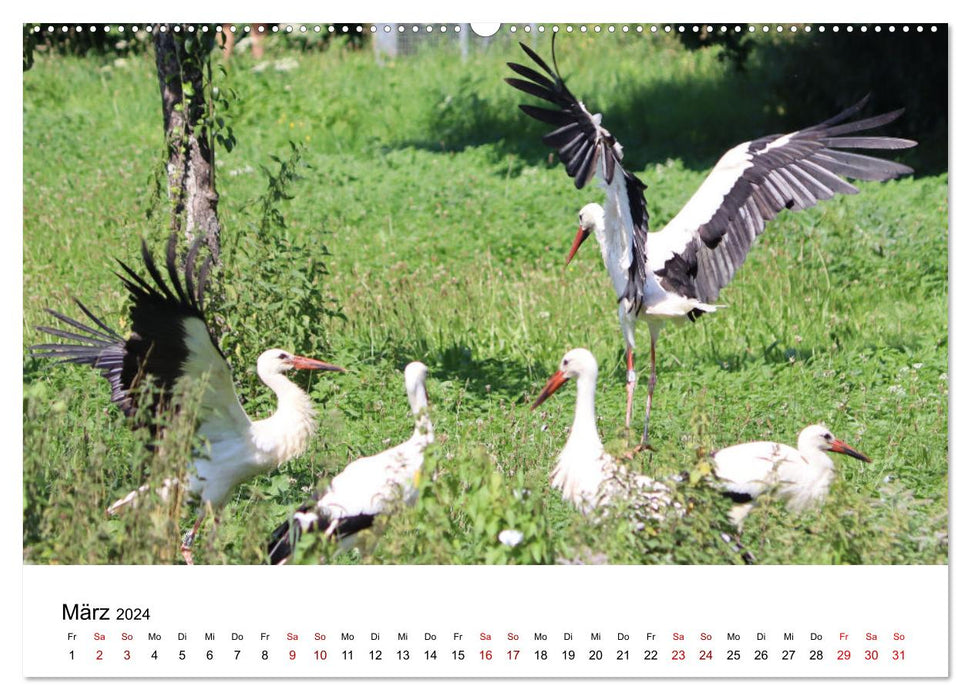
[379,340,539,401]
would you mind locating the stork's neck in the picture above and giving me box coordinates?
[409,384,434,443]
[565,372,602,451]
[253,372,317,464]
[803,449,836,478]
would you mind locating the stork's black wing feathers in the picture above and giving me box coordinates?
[623,171,650,313]
[31,234,216,421]
[267,503,376,565]
[724,490,755,505]
[654,96,916,304]
[506,41,627,190]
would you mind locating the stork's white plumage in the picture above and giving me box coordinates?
[268,361,433,563]
[508,40,916,447]
[531,348,671,518]
[712,423,871,526]
[32,235,345,564]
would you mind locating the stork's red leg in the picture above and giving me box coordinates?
[625,345,636,430]
[640,328,659,447]
[181,513,205,566]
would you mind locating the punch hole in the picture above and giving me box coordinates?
[471,23,501,37]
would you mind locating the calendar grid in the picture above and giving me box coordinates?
[23,565,947,678]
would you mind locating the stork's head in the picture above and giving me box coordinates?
[404,361,429,412]
[257,348,346,377]
[531,348,598,409]
[797,424,871,463]
[566,203,605,265]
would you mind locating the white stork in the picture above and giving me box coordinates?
[507,40,916,447]
[712,423,871,526]
[32,235,345,564]
[268,361,432,563]
[531,348,672,518]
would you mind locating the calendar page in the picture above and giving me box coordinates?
[19,4,953,692]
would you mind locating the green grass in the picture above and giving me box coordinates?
[22,32,948,565]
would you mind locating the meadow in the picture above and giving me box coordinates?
[22,29,948,565]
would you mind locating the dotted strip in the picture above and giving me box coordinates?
[31,24,940,35]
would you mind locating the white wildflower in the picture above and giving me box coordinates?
[498,529,524,547]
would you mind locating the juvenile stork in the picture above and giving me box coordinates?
[531,348,672,518]
[268,361,432,563]
[32,235,345,564]
[712,423,871,526]
[507,40,916,447]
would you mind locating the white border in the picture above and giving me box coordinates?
[7,0,962,697]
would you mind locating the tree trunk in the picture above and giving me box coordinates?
[153,27,221,263]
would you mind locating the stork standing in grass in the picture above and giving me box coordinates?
[712,423,872,526]
[32,235,345,564]
[507,40,916,448]
[531,348,673,518]
[268,361,433,564]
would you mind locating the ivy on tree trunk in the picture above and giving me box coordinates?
[154,26,221,263]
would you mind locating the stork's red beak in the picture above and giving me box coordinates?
[531,370,568,409]
[565,226,590,266]
[291,356,346,372]
[828,438,871,463]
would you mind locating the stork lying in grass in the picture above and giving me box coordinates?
[531,348,674,519]
[268,361,432,563]
[712,423,871,526]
